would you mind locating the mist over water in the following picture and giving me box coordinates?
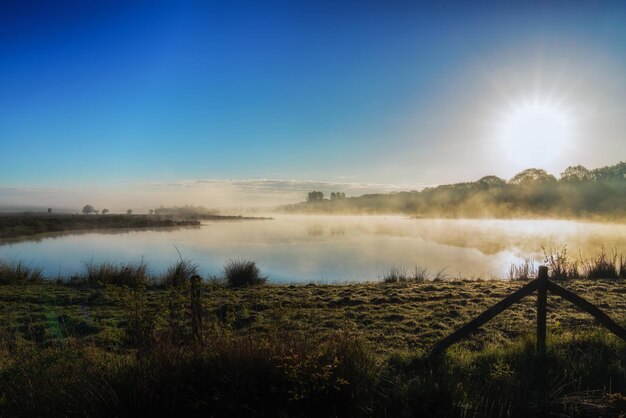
[1,216,625,283]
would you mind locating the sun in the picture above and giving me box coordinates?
[494,97,575,169]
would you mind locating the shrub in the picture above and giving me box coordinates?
[223,259,267,287]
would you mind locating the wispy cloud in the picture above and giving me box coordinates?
[0,178,427,213]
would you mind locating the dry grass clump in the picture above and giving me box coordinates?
[0,260,43,284]
[383,265,445,283]
[223,259,267,287]
[160,259,199,288]
[508,258,537,281]
[543,246,626,280]
[581,247,625,279]
[74,260,149,287]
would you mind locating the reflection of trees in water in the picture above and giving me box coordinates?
[411,228,626,257]
[308,224,346,237]
[330,227,345,236]
[307,224,324,236]
[0,225,202,247]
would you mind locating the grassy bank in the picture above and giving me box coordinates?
[0,213,270,240]
[0,270,625,416]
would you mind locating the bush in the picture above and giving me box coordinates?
[223,259,267,287]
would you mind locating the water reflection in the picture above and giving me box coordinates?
[0,216,624,283]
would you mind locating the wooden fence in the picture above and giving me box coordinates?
[430,266,626,357]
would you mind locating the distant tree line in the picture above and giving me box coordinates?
[153,205,216,216]
[307,191,346,202]
[293,161,626,219]
[81,206,131,215]
[307,191,324,202]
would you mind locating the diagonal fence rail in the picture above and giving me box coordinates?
[430,266,626,357]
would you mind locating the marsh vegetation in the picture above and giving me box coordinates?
[0,213,201,240]
[0,256,625,416]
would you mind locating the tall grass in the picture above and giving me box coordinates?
[0,260,43,284]
[383,265,444,283]
[543,246,626,280]
[543,246,579,280]
[72,260,149,287]
[223,259,267,287]
[581,247,625,279]
[160,259,198,288]
[508,258,537,280]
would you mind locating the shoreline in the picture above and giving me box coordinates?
[0,213,272,240]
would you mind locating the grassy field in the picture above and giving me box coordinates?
[0,275,625,417]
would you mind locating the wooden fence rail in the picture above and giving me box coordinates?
[430,266,626,357]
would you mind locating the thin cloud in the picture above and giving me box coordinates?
[0,179,428,213]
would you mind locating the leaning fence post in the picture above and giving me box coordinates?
[536,266,548,357]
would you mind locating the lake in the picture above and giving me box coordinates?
[1,216,625,282]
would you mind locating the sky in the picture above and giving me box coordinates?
[1,1,625,210]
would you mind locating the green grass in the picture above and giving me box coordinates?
[0,275,624,416]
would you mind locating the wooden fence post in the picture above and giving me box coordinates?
[536,266,548,357]
[190,274,204,345]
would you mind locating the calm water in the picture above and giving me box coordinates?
[1,216,625,283]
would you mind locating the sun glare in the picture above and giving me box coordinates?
[495,98,575,169]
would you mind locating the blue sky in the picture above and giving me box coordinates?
[1,1,626,208]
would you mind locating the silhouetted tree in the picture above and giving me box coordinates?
[593,161,626,181]
[509,168,557,186]
[559,165,594,183]
[101,208,109,215]
[127,209,133,215]
[307,191,324,202]
[82,205,96,215]
[149,209,154,215]
[477,175,506,188]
